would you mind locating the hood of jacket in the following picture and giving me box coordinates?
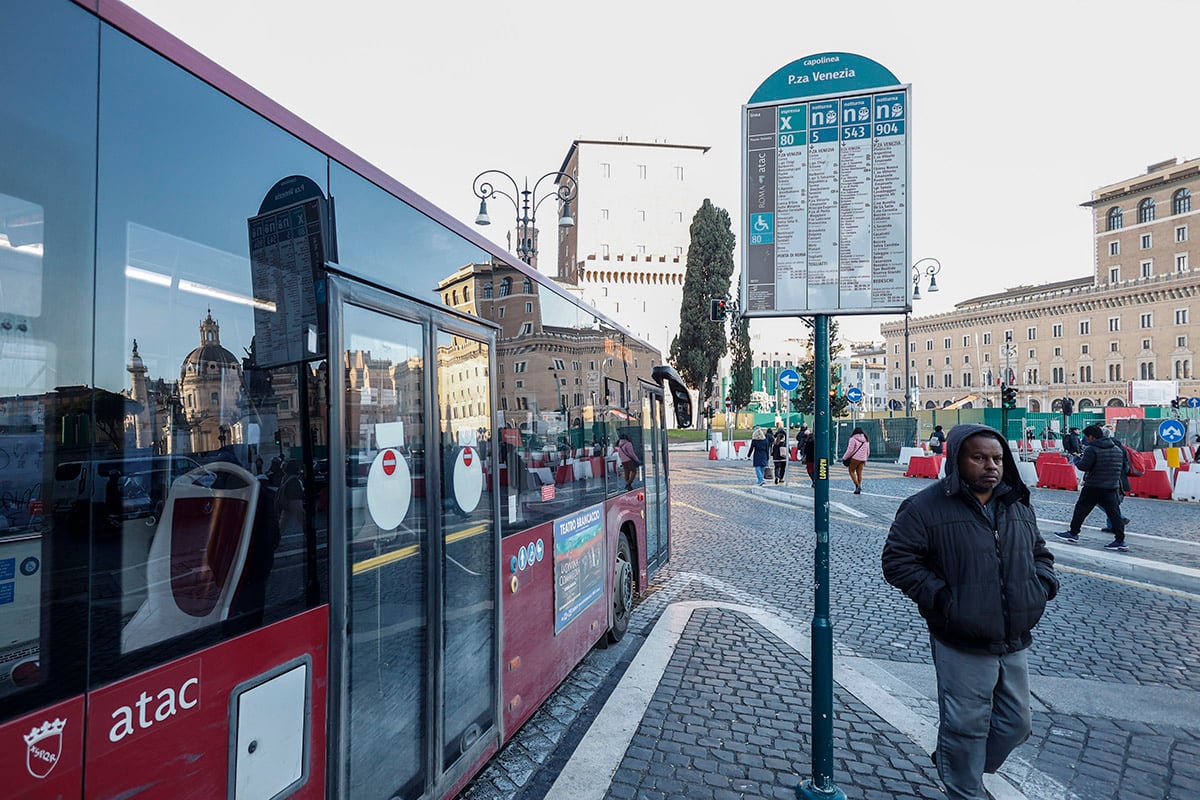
[941,423,1029,506]
[1089,436,1118,452]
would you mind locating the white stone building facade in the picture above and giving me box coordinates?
[554,139,716,358]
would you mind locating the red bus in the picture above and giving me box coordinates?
[0,1,692,797]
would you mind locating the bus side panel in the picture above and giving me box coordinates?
[500,520,607,737]
[0,695,85,798]
[609,491,649,592]
[83,607,328,800]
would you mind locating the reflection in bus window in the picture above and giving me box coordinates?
[434,259,660,535]
[121,462,262,652]
[436,329,495,768]
[342,305,429,798]
[0,194,51,692]
[0,0,99,717]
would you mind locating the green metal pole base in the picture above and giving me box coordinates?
[796,779,847,799]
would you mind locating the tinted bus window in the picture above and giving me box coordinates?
[329,161,491,306]
[86,22,331,683]
[479,265,661,535]
[0,0,98,720]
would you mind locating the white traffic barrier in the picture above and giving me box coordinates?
[1172,469,1200,502]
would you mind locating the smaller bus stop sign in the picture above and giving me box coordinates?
[779,368,800,392]
[846,387,864,404]
[1158,418,1186,445]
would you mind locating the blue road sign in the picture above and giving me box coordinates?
[1158,418,1186,445]
[778,368,800,392]
[846,387,864,403]
[1189,397,1200,408]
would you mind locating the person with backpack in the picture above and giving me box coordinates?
[928,425,946,455]
[770,428,789,484]
[1101,428,1136,533]
[1054,425,1128,551]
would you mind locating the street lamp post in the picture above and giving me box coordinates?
[472,169,578,266]
[904,258,942,430]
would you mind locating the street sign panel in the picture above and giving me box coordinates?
[742,52,910,318]
[846,387,864,404]
[1158,419,1186,445]
[1188,397,1200,408]
[778,368,800,392]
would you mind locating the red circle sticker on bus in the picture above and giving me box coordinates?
[463,447,473,467]
[382,449,396,476]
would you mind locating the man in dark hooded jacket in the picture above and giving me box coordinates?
[1054,425,1128,551]
[883,423,1057,800]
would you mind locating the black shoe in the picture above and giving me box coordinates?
[853,486,861,494]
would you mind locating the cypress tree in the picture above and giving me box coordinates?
[728,276,753,411]
[669,199,736,408]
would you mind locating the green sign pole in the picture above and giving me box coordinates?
[797,314,846,800]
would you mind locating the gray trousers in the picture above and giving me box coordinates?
[930,635,1032,800]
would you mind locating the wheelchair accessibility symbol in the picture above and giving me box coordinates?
[750,213,774,245]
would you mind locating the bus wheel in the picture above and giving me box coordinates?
[607,533,634,643]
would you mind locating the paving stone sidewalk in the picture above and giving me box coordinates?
[606,607,943,800]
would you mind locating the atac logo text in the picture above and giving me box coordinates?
[108,674,199,743]
[24,717,66,779]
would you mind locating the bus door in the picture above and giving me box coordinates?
[640,383,670,575]
[327,277,499,800]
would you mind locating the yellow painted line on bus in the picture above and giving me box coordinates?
[353,544,420,575]
[351,522,489,575]
[447,522,489,545]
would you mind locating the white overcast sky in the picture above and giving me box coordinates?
[123,0,1199,346]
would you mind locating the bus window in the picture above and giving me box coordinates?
[0,0,98,720]
[85,19,333,682]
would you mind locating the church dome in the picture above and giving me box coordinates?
[180,310,240,379]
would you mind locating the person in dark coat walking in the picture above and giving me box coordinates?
[803,432,816,486]
[883,423,1057,800]
[1061,427,1083,463]
[1054,425,1129,551]
[770,429,789,484]
[746,427,770,486]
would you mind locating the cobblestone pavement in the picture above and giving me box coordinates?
[463,450,1200,799]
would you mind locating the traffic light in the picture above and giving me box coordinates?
[1002,384,1018,409]
[709,298,728,321]
[1062,397,1074,415]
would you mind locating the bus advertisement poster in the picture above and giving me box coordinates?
[552,504,605,634]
